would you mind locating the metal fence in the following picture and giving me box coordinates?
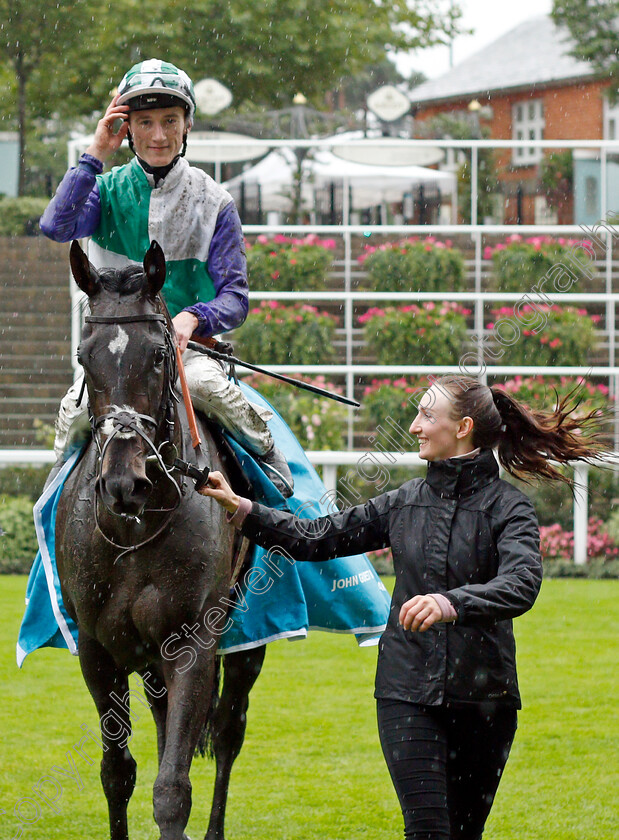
[2,137,619,566]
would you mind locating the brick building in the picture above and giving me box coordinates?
[408,15,616,225]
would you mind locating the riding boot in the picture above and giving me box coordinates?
[41,456,65,493]
[257,445,294,498]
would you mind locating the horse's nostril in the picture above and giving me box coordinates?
[133,477,153,498]
[101,473,152,514]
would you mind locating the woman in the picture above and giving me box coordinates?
[200,375,609,839]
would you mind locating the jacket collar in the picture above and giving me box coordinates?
[425,448,499,499]
[133,155,188,190]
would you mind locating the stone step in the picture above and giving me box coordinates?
[1,312,70,329]
[3,398,62,417]
[0,286,70,311]
[0,269,71,289]
[0,354,72,373]
[3,338,71,356]
[0,369,73,386]
[0,427,47,447]
[0,382,68,400]
[0,324,70,342]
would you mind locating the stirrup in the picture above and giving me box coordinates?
[258,447,294,498]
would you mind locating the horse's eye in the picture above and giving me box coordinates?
[154,347,166,367]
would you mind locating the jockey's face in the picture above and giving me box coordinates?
[129,106,188,167]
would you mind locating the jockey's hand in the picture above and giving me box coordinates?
[198,470,241,514]
[85,94,130,163]
[173,311,199,353]
[399,595,442,633]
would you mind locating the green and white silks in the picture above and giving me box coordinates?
[89,157,233,317]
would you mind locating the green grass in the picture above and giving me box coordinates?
[0,576,617,840]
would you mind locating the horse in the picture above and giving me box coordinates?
[55,239,266,840]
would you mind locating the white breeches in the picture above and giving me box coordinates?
[54,350,273,460]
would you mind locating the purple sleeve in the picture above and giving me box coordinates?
[184,201,249,337]
[39,154,103,242]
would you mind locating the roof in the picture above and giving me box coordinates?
[409,15,597,105]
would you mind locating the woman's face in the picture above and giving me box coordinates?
[129,106,188,167]
[409,386,473,461]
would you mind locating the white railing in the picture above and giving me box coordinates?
[1,448,617,566]
[7,136,615,568]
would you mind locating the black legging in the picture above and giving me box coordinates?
[377,699,518,840]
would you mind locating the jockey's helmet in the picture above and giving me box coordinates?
[117,59,196,125]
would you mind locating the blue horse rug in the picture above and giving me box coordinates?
[17,382,390,667]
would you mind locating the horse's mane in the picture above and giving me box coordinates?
[98,265,148,295]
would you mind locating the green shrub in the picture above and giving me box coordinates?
[0,197,49,236]
[358,236,466,292]
[247,234,336,290]
[486,234,596,292]
[488,304,600,366]
[242,373,347,450]
[0,465,49,501]
[234,301,339,365]
[361,377,427,434]
[0,495,37,573]
[360,302,470,365]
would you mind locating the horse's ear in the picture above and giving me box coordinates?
[70,240,100,296]
[144,240,166,295]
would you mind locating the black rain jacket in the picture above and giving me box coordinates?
[239,448,542,709]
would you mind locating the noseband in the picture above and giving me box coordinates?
[83,311,183,559]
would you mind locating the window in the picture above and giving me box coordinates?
[603,99,619,139]
[512,99,544,165]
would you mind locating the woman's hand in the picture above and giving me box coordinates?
[85,94,130,163]
[173,311,199,353]
[399,595,442,632]
[198,470,241,514]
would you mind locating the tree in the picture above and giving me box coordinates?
[0,0,100,194]
[0,0,464,194]
[163,0,461,108]
[551,1,619,101]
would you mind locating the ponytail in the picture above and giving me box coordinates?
[436,375,612,486]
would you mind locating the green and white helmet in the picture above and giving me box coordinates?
[117,59,196,122]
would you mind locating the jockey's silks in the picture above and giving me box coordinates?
[90,157,233,317]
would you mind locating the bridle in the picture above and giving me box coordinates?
[83,310,184,560]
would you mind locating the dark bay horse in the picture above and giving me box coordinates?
[55,240,265,840]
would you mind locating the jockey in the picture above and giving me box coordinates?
[40,59,293,497]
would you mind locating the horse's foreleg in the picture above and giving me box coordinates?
[78,634,137,840]
[205,645,267,840]
[140,665,168,765]
[154,654,219,840]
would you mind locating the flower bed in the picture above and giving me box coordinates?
[242,373,347,451]
[494,375,612,417]
[361,377,427,434]
[246,233,336,291]
[233,301,339,365]
[358,236,466,292]
[485,234,596,292]
[487,304,600,366]
[540,518,619,564]
[360,302,471,365]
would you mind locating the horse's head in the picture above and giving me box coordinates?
[71,240,176,517]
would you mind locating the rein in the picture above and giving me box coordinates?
[84,309,184,561]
